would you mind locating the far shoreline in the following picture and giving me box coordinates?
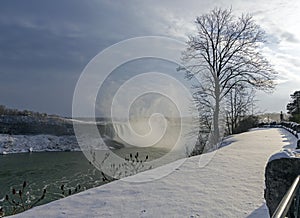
[0,133,80,155]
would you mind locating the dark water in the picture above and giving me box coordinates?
[0,151,106,215]
[0,146,174,216]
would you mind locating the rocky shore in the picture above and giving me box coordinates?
[0,134,80,154]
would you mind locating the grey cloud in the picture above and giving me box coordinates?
[280,31,299,43]
[1,0,300,115]
[276,54,300,68]
[0,0,171,115]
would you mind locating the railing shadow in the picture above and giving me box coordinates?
[247,203,269,218]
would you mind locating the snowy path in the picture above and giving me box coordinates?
[12,128,288,218]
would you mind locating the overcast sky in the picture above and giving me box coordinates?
[1,0,300,116]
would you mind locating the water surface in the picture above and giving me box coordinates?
[0,151,105,215]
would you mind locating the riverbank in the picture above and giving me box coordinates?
[10,128,290,217]
[0,134,79,154]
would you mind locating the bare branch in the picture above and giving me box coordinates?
[180,7,277,145]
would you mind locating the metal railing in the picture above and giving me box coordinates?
[272,175,300,218]
[280,122,300,139]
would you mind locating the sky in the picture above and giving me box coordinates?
[0,0,300,116]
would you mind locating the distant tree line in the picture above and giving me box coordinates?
[224,85,258,134]
[0,105,74,136]
[287,91,300,123]
[0,105,49,117]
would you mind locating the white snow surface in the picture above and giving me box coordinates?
[11,128,288,218]
[267,127,300,162]
[0,134,79,154]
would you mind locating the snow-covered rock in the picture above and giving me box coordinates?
[268,149,293,162]
[265,128,300,216]
[265,157,300,216]
[267,127,300,162]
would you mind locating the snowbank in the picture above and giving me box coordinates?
[11,128,286,217]
[264,128,300,215]
[268,150,294,162]
[267,128,300,162]
[0,134,79,154]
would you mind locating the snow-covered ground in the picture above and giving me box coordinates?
[10,128,292,218]
[267,127,300,162]
[0,134,79,154]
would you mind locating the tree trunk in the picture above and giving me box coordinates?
[212,100,220,145]
[212,81,220,146]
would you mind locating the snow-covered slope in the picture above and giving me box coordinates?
[11,128,287,218]
[0,134,79,154]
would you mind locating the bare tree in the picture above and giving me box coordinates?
[181,8,277,146]
[225,84,255,135]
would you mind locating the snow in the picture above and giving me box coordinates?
[0,134,79,154]
[267,127,300,162]
[268,150,294,162]
[10,128,288,218]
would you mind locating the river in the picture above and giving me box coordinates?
[0,145,174,216]
[0,118,199,216]
[0,151,105,215]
